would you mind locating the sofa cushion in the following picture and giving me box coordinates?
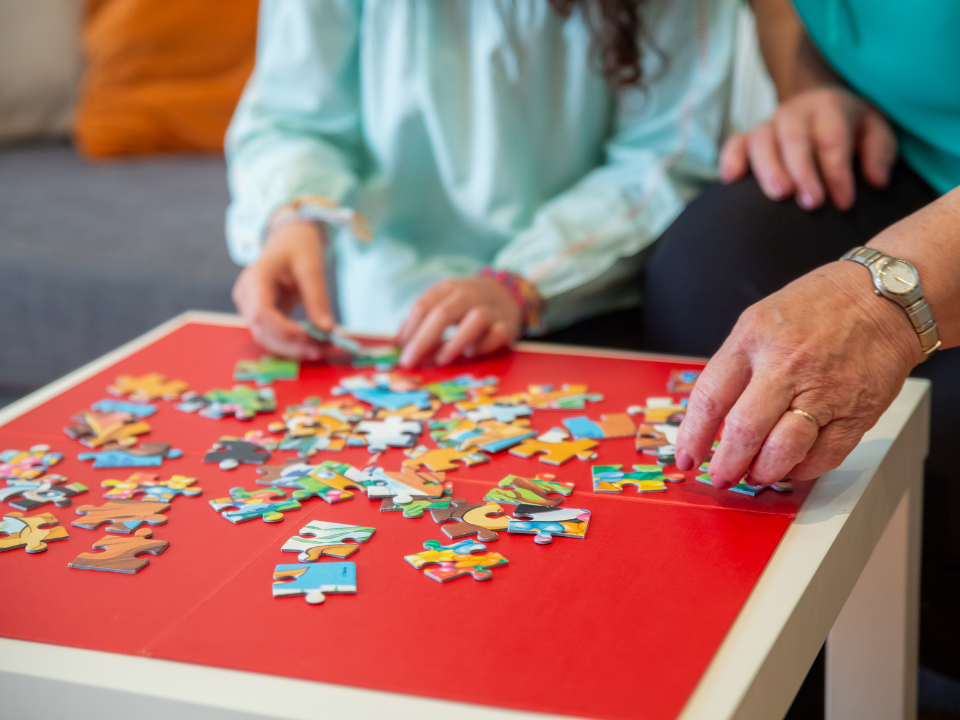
[0,143,239,391]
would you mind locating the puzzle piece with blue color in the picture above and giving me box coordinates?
[404,539,508,582]
[78,442,183,468]
[257,460,370,504]
[281,520,375,562]
[403,445,490,472]
[422,374,499,404]
[0,446,63,480]
[562,413,636,440]
[360,467,448,504]
[508,506,591,544]
[108,373,189,402]
[0,511,69,553]
[176,386,275,420]
[90,399,157,417]
[449,419,536,454]
[667,369,701,393]
[272,562,356,604]
[484,473,574,507]
[234,356,299,385]
[0,474,88,510]
[209,487,301,523]
[101,473,202,502]
[696,463,792,497]
[591,464,684,494]
[72,498,170,534]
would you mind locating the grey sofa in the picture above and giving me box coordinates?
[0,141,240,401]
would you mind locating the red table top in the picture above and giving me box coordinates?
[0,322,812,720]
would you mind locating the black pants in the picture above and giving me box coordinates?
[638,163,960,684]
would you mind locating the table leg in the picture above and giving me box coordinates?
[826,475,922,720]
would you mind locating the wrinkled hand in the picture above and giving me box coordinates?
[398,277,524,368]
[232,222,333,360]
[675,261,921,487]
[720,87,897,210]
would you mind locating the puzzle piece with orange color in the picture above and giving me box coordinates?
[405,539,508,582]
[509,438,598,466]
[592,464,683,494]
[101,473,202,503]
[257,460,371,504]
[281,520,376,562]
[508,506,591,544]
[430,499,509,542]
[72,499,170,534]
[483,473,574,507]
[667,369,701,393]
[0,512,69,553]
[402,445,490,472]
[108,373,189,402]
[69,527,169,573]
[209,487,301,523]
[562,413,636,440]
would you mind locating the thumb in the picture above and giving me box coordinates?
[719,133,750,183]
[859,110,897,189]
[291,247,334,333]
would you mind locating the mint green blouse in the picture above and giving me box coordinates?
[793,0,960,195]
[226,0,738,334]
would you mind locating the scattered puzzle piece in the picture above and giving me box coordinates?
[64,409,152,448]
[403,445,490,472]
[461,403,532,424]
[0,474,88,510]
[361,467,449,504]
[667,369,701,393]
[176,385,276,420]
[0,446,63,480]
[509,438,598,466]
[508,506,591,544]
[258,460,370,504]
[695,468,792,497]
[636,397,686,424]
[422,375,499,404]
[272,562,356,604]
[203,438,272,470]
[101,473,202,502]
[562,413,636,440]
[526,384,603,410]
[90,399,157,417]
[281,520,376,562]
[380,493,453,518]
[108,373,189,402]
[450,419,536,454]
[234,356,300,385]
[431,499,509,543]
[591,464,684,494]
[404,539,508,582]
[78,443,183,468]
[374,401,441,421]
[68,527,169,573]
[73,499,170,534]
[0,512,68,553]
[484,473,573,507]
[353,416,422,453]
[209,487,301,523]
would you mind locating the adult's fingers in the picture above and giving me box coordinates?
[746,407,821,485]
[719,133,750,183]
[291,252,333,333]
[858,110,898,189]
[784,419,864,481]
[400,296,468,368]
[776,111,825,209]
[748,122,795,201]
[674,345,752,472]
[705,376,795,487]
[812,105,856,210]
[435,307,490,366]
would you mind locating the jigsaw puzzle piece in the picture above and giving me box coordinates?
[361,467,448,504]
[483,473,573,507]
[78,443,183,468]
[0,475,88,510]
[562,413,636,440]
[260,461,369,504]
[695,467,793,496]
[0,445,63,480]
[508,506,591,544]
[431,499,508,542]
[452,419,536,454]
[68,528,169,573]
[526,384,603,410]
[73,499,170,534]
[108,373,189,402]
[508,438,598,466]
[234,356,299,385]
[272,562,356,604]
[422,374,499,404]
[402,445,490,472]
[64,409,152,449]
[90,399,158,417]
[281,520,376,562]
[404,539,507,582]
[101,473,202,502]
[353,416,422,452]
[209,487,301,523]
[380,494,453,518]
[667,369,701,393]
[203,438,271,470]
[373,400,441,421]
[591,464,684,494]
[461,403,532,424]
[0,512,69,553]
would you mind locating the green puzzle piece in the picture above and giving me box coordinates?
[234,357,299,386]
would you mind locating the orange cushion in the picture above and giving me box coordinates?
[75,0,258,157]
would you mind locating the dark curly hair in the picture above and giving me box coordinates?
[550,0,645,88]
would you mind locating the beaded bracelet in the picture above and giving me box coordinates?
[477,267,544,337]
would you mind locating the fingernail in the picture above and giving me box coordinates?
[768,183,784,199]
[676,449,694,471]
[800,191,816,209]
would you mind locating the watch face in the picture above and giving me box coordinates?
[879,260,919,294]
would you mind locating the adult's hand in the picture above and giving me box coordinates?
[398,277,524,368]
[720,87,897,211]
[232,221,333,360]
[674,261,921,486]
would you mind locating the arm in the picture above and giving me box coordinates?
[720,0,897,210]
[676,186,960,486]
[227,0,363,357]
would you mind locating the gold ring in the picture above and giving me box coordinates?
[791,408,819,429]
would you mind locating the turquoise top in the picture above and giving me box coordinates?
[793,0,960,195]
[226,0,738,334]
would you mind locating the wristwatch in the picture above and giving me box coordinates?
[841,246,941,360]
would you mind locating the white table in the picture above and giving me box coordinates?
[0,311,929,720]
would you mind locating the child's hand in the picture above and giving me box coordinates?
[232,222,334,360]
[398,277,524,368]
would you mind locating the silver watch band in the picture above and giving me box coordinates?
[841,246,941,360]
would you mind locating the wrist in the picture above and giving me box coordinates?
[477,268,544,336]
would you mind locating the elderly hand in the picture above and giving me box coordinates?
[720,87,897,211]
[232,221,333,360]
[398,277,525,368]
[674,260,921,486]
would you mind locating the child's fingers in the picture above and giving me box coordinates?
[400,298,467,368]
[435,308,491,366]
